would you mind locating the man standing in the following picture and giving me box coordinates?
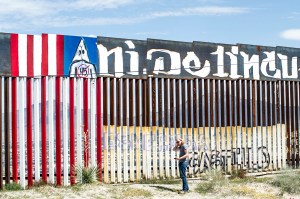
[173,138,189,194]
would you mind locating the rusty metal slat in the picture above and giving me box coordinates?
[179,79,182,137]
[0,77,2,189]
[207,79,212,168]
[265,82,269,170]
[259,81,263,172]
[297,82,300,167]
[278,81,282,168]
[190,80,194,147]
[223,80,227,174]
[239,80,243,169]
[218,79,222,171]
[173,79,176,130]
[184,80,188,142]
[234,80,238,168]
[288,81,292,166]
[5,77,10,184]
[213,79,216,161]
[250,80,254,172]
[283,81,287,167]
[229,80,233,173]
[254,80,259,171]
[202,79,206,143]
[245,80,249,170]
[273,81,278,169]
[270,81,273,170]
[292,81,296,167]
[196,79,200,139]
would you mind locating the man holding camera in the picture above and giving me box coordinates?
[173,138,189,194]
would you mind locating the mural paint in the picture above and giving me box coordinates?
[97,37,300,80]
[64,36,98,78]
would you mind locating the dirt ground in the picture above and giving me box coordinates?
[0,177,299,199]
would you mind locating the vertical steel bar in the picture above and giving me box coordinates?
[229,80,233,174]
[155,78,159,178]
[270,81,273,170]
[239,80,243,169]
[234,80,238,170]
[0,78,2,190]
[56,77,62,186]
[218,79,222,171]
[83,78,89,167]
[212,79,216,170]
[248,80,253,172]
[167,78,171,177]
[161,78,165,177]
[11,77,18,182]
[264,81,269,171]
[208,80,211,171]
[202,79,206,148]
[196,78,200,175]
[245,80,249,170]
[27,78,33,187]
[185,80,188,144]
[297,82,300,168]
[259,81,263,172]
[107,78,111,182]
[149,78,153,179]
[179,79,182,139]
[283,81,287,168]
[254,80,258,171]
[292,81,296,167]
[63,78,69,186]
[4,77,9,184]
[223,80,227,174]
[119,79,124,181]
[138,79,142,180]
[70,78,75,185]
[288,81,292,166]
[274,81,278,170]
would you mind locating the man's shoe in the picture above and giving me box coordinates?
[178,190,189,194]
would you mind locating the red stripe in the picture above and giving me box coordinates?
[96,78,102,181]
[11,78,18,182]
[84,79,89,167]
[56,77,62,186]
[69,78,75,185]
[41,34,48,76]
[56,35,64,76]
[11,34,19,77]
[26,78,33,186]
[27,35,34,77]
[41,77,47,182]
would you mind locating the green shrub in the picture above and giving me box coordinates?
[4,182,22,191]
[74,164,99,184]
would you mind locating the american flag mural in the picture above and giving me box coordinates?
[0,32,299,189]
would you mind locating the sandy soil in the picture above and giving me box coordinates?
[0,178,299,199]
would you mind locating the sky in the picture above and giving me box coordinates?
[0,0,300,48]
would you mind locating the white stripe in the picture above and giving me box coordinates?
[48,77,55,183]
[91,79,96,166]
[33,35,42,77]
[34,78,40,181]
[63,78,69,186]
[18,34,27,77]
[76,78,83,168]
[48,34,57,76]
[19,78,26,188]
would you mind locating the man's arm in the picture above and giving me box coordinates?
[172,145,179,151]
[177,149,189,160]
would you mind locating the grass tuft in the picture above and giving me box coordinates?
[270,170,300,194]
[4,182,22,191]
[74,164,99,184]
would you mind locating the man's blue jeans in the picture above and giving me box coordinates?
[179,161,189,191]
